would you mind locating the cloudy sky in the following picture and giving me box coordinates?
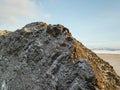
[0,0,120,49]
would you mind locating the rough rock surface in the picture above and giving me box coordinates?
[0,22,120,90]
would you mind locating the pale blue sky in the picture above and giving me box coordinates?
[0,0,120,49]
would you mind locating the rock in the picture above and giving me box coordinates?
[0,22,120,90]
[0,30,12,36]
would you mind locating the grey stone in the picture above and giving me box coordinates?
[0,22,120,90]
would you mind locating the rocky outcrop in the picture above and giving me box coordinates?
[0,22,120,90]
[0,30,12,36]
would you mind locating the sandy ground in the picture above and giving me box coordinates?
[97,53,120,76]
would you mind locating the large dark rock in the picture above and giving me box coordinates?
[0,22,120,90]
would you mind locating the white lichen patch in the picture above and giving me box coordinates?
[1,80,7,90]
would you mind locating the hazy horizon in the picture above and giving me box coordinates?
[0,0,120,49]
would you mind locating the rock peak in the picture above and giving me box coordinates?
[0,22,120,90]
[20,22,71,37]
[22,22,48,32]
